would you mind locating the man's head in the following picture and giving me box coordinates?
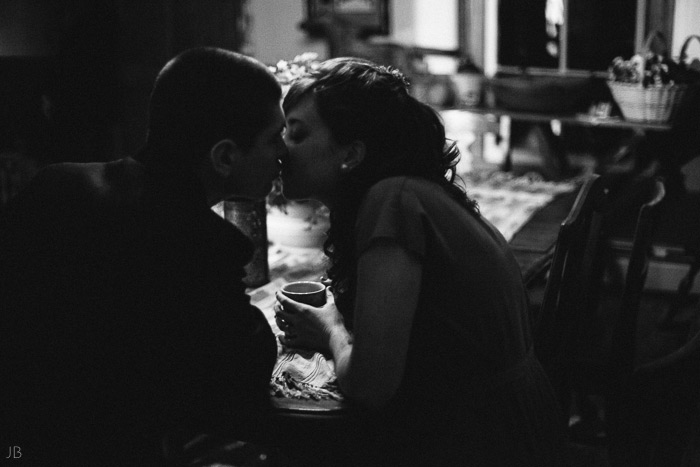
[145,47,286,204]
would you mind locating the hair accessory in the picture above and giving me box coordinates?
[377,65,411,91]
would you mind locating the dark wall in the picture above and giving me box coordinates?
[1,0,247,167]
[0,0,118,165]
[51,0,121,163]
[115,0,248,158]
[1,0,248,208]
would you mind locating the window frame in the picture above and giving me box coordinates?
[468,0,675,78]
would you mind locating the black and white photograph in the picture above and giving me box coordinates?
[2,1,700,466]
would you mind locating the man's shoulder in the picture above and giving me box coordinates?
[54,158,144,202]
[14,158,143,206]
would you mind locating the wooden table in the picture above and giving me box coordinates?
[445,106,674,178]
[458,106,673,132]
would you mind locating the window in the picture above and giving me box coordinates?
[494,0,671,76]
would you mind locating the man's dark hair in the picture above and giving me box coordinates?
[144,47,281,173]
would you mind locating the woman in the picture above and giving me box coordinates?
[275,58,567,466]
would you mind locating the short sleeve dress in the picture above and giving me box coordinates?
[352,176,567,466]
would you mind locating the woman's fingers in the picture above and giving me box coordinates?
[276,291,313,312]
[275,312,291,329]
[275,315,301,348]
[276,291,293,308]
[274,289,330,350]
[319,276,332,287]
[279,334,292,346]
[279,332,298,347]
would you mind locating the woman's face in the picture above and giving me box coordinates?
[282,96,349,206]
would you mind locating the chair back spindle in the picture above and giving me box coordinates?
[534,174,666,426]
[609,179,666,375]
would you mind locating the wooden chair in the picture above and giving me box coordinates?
[607,315,700,467]
[533,173,609,420]
[534,174,666,434]
[657,189,700,329]
[608,177,666,374]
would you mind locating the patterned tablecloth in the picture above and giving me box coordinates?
[248,171,579,405]
[458,170,578,242]
[248,247,343,403]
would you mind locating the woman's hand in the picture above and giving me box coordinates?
[274,287,345,352]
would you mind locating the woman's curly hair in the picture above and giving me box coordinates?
[283,57,478,321]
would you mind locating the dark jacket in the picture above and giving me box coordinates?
[0,158,276,466]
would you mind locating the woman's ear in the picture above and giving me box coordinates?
[209,139,239,177]
[340,140,366,173]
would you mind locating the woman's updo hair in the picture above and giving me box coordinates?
[284,58,473,196]
[284,58,478,319]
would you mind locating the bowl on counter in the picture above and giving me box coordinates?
[489,74,595,114]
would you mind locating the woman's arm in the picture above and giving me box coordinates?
[333,240,422,408]
[275,240,422,409]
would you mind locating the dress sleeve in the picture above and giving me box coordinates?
[355,177,427,259]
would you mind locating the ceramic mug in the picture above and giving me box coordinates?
[280,281,327,307]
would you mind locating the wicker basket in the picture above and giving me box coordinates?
[608,81,687,123]
[607,32,697,123]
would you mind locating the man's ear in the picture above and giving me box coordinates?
[209,139,240,177]
[340,140,366,174]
